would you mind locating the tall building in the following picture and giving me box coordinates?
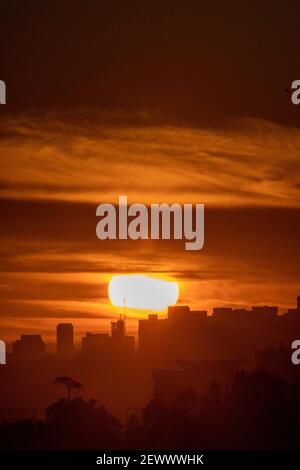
[12,335,45,361]
[138,298,300,367]
[56,323,74,358]
[251,305,278,318]
[81,332,110,356]
[80,317,135,364]
[255,343,293,378]
[111,317,126,340]
[286,296,300,316]
[153,359,244,403]
[111,316,135,361]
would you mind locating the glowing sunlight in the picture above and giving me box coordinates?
[108,275,179,311]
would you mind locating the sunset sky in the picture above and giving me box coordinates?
[1,1,300,343]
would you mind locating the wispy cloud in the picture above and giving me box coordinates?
[1,114,300,206]
[1,114,300,340]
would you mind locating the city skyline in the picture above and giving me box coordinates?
[2,293,300,427]
[3,292,300,351]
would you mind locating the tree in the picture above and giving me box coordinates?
[45,397,123,449]
[54,376,83,401]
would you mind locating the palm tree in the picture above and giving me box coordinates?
[54,376,84,401]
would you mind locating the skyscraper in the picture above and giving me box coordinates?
[56,323,74,358]
[13,335,45,361]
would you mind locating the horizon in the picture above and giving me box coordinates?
[3,290,299,347]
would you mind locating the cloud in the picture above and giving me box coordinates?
[1,113,300,340]
[1,114,300,207]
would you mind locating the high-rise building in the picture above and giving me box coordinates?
[13,335,45,361]
[111,316,135,361]
[81,332,110,356]
[111,317,126,339]
[56,323,74,358]
[80,317,135,364]
[251,305,278,317]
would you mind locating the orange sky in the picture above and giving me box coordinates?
[0,1,300,358]
[1,114,300,343]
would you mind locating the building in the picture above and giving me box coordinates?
[251,305,278,318]
[138,314,168,365]
[138,298,300,367]
[255,343,295,378]
[12,335,45,361]
[111,317,135,361]
[81,317,135,364]
[139,306,211,367]
[153,359,244,403]
[81,333,110,356]
[111,317,126,340]
[56,323,74,358]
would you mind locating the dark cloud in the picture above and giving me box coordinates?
[0,278,108,302]
[1,1,300,126]
[1,197,300,277]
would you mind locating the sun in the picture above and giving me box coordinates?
[108,274,179,311]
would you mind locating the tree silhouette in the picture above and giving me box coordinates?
[54,376,83,401]
[45,397,123,449]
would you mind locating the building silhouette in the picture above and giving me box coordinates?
[111,316,135,361]
[2,294,300,423]
[12,335,45,361]
[138,298,300,367]
[255,342,294,378]
[81,316,135,363]
[153,359,244,403]
[56,323,74,358]
[82,332,110,356]
[111,317,126,340]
